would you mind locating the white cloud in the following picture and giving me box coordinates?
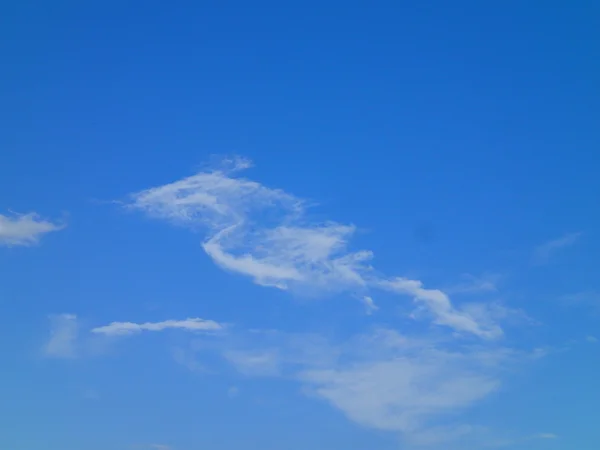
[532,232,582,265]
[302,357,499,434]
[213,327,527,446]
[0,212,64,247]
[586,335,598,343]
[125,157,509,339]
[360,296,379,315]
[379,278,503,339]
[91,318,223,336]
[46,312,541,446]
[43,314,79,358]
[129,161,372,294]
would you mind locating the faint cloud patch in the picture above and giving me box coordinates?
[532,232,582,265]
[43,314,79,358]
[172,347,210,374]
[360,296,379,315]
[533,433,558,439]
[201,327,542,446]
[227,386,240,398]
[446,273,500,295]
[223,350,281,377]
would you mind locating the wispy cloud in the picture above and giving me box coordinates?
[127,157,370,293]
[378,278,504,339]
[532,232,582,265]
[446,273,500,295]
[192,326,538,446]
[223,350,281,376]
[0,212,64,247]
[54,312,544,446]
[91,318,224,336]
[360,296,379,315]
[124,157,508,339]
[43,314,79,358]
[172,347,210,373]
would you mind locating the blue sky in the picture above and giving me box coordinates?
[1,1,599,449]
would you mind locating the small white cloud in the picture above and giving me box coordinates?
[586,335,598,343]
[0,212,64,247]
[43,314,78,358]
[532,232,582,265]
[379,277,503,339]
[91,318,223,336]
[360,296,378,315]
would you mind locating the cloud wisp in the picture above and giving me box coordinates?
[360,296,379,315]
[0,212,64,247]
[43,314,79,359]
[178,326,539,447]
[91,318,224,336]
[50,312,546,446]
[532,232,582,265]
[446,273,500,295]
[124,157,507,339]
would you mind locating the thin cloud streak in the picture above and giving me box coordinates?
[91,318,224,336]
[0,212,64,247]
[378,278,503,339]
[43,314,79,358]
